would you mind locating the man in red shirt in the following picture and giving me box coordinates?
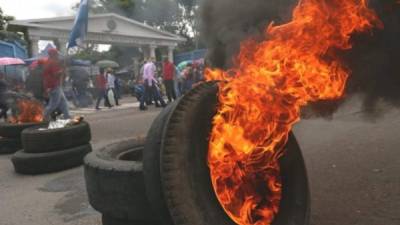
[43,48,71,119]
[95,68,111,110]
[162,58,176,102]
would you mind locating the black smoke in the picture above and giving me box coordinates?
[201,0,400,117]
[201,0,297,68]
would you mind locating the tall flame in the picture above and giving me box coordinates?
[206,1,382,225]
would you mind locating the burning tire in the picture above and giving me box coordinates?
[11,144,92,175]
[21,121,91,153]
[0,122,47,139]
[0,137,22,155]
[84,138,158,224]
[144,82,310,225]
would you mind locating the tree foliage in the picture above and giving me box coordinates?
[0,7,14,30]
[0,7,27,46]
[88,0,201,50]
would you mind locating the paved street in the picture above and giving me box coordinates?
[0,96,399,225]
[0,98,162,225]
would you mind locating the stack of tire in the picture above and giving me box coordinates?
[0,122,46,155]
[142,82,311,225]
[84,137,159,225]
[11,121,92,175]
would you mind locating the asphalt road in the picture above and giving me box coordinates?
[0,96,399,225]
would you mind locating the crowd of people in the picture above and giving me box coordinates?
[95,57,205,111]
[0,48,206,122]
[0,48,71,121]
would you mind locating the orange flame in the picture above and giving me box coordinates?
[9,99,44,124]
[206,1,382,225]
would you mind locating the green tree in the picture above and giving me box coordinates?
[88,0,201,51]
[0,7,27,46]
[0,7,14,30]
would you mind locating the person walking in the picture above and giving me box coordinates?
[106,68,119,106]
[95,68,111,110]
[182,64,194,94]
[162,58,176,102]
[42,48,70,120]
[0,73,8,121]
[139,58,166,110]
[114,76,122,100]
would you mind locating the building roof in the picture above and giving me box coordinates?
[9,13,185,43]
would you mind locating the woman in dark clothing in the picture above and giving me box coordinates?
[182,64,194,94]
[0,73,8,120]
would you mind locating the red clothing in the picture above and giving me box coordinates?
[163,62,175,80]
[43,59,63,90]
[96,74,107,90]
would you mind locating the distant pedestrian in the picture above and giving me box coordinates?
[0,73,8,120]
[182,64,194,94]
[114,76,122,100]
[139,58,166,110]
[95,68,111,110]
[162,58,176,102]
[42,48,70,120]
[193,64,204,83]
[106,68,119,106]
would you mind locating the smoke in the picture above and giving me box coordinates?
[201,0,400,117]
[343,0,400,115]
[201,0,297,68]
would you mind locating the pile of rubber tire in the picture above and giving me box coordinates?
[84,137,158,225]
[0,122,46,155]
[142,82,310,225]
[11,121,92,175]
[84,82,310,225]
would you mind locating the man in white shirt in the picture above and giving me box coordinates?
[139,58,166,110]
[107,72,115,89]
[143,60,157,86]
[106,68,119,106]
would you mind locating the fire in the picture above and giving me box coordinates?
[206,1,382,225]
[9,99,44,124]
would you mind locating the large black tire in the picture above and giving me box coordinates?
[0,122,47,138]
[84,137,158,223]
[22,121,91,153]
[0,137,22,155]
[145,82,310,225]
[143,102,178,225]
[11,144,92,175]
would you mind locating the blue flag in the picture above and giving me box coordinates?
[67,0,89,49]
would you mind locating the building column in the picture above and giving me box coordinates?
[58,38,68,55]
[30,37,39,57]
[132,57,140,79]
[149,44,157,59]
[168,46,175,63]
[142,46,150,60]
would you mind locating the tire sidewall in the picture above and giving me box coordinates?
[158,82,310,225]
[22,122,91,153]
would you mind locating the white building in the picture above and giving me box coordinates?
[9,13,185,62]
